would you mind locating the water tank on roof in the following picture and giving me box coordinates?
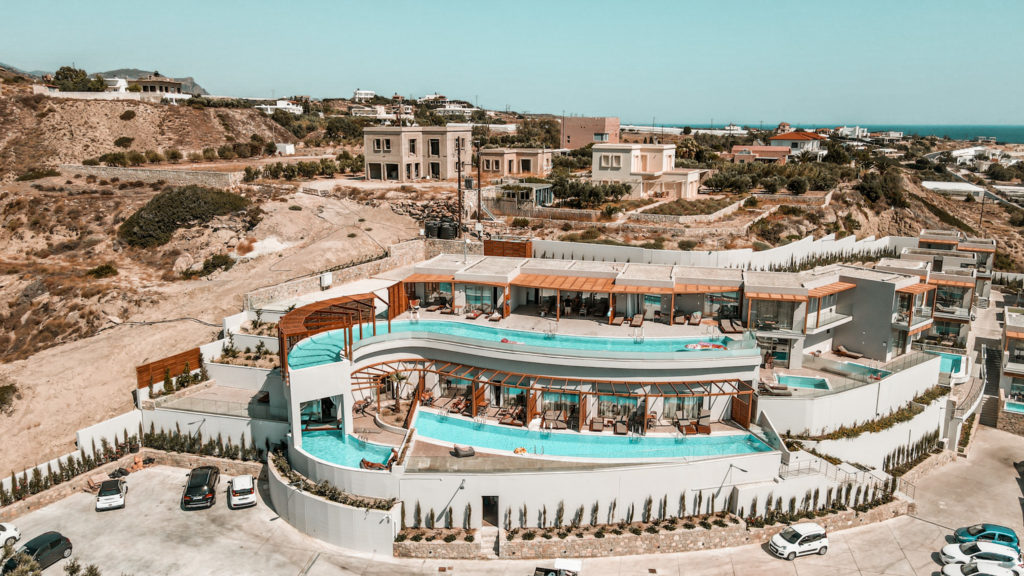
[425,220,440,238]
[439,221,457,240]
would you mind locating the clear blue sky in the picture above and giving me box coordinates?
[2,0,1022,125]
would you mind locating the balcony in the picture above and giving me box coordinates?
[1005,351,1024,377]
[933,303,973,321]
[805,310,853,334]
[892,307,933,331]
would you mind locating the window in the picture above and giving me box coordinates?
[373,138,382,152]
[600,154,611,168]
[429,139,440,156]
[383,138,392,151]
[409,139,417,154]
[612,155,622,168]
[791,143,799,149]
[594,133,609,142]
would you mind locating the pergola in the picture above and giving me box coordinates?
[350,358,755,433]
[277,292,389,382]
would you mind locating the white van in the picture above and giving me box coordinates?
[769,522,829,560]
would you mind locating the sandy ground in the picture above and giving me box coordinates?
[0,193,418,474]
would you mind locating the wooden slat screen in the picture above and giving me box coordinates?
[730,394,752,429]
[484,239,532,258]
[136,348,201,389]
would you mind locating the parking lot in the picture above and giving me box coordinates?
[9,425,1024,575]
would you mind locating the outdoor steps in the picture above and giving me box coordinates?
[478,525,499,559]
[980,396,1000,427]
[983,345,1002,396]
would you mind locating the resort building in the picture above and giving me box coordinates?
[591,143,707,200]
[255,99,304,116]
[349,104,413,121]
[363,125,472,182]
[478,147,553,180]
[352,88,376,103]
[561,116,620,149]
[129,73,183,94]
[767,132,827,160]
[722,145,790,165]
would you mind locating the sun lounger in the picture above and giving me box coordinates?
[730,319,745,332]
[677,419,696,435]
[630,314,644,327]
[589,419,604,432]
[688,312,701,326]
[835,345,863,359]
[614,421,628,435]
[610,315,624,326]
[425,304,441,312]
[488,311,502,322]
[440,305,453,315]
[466,309,483,319]
[718,318,733,334]
[697,410,712,434]
[674,314,688,324]
[452,445,476,458]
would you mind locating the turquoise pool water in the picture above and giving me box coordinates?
[1006,401,1024,415]
[926,351,965,374]
[776,375,830,390]
[413,410,772,460]
[287,319,743,370]
[301,429,395,468]
[835,362,891,379]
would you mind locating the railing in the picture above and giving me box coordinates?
[953,377,985,419]
[912,341,967,355]
[933,304,973,319]
[805,311,851,330]
[896,477,916,499]
[779,458,887,488]
[157,397,286,421]
[792,351,939,398]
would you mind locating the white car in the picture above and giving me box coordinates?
[0,522,20,547]
[95,478,127,511]
[942,561,1022,576]
[228,474,256,509]
[769,522,829,560]
[941,541,1022,566]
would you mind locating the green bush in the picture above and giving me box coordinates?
[144,150,164,163]
[86,263,118,278]
[678,239,698,250]
[15,168,60,181]
[288,205,302,211]
[511,217,530,228]
[82,158,100,166]
[99,152,129,167]
[114,136,134,149]
[191,254,235,277]
[118,185,251,247]
[126,151,146,166]
[0,382,16,414]
[119,110,136,121]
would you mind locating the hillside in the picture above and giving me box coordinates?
[96,68,208,95]
[0,94,295,177]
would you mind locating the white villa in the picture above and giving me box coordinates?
[591,143,707,199]
[255,100,304,116]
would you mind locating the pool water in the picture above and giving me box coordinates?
[1006,401,1024,415]
[835,362,892,379]
[776,375,830,390]
[413,410,772,460]
[301,429,395,468]
[287,319,742,370]
[926,351,964,374]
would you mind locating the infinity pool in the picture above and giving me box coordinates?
[301,429,394,468]
[834,362,891,379]
[287,319,743,370]
[927,351,965,374]
[413,410,772,460]
[776,375,830,390]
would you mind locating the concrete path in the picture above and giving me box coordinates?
[8,424,1023,575]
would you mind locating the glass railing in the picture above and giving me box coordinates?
[159,397,287,421]
[934,304,971,318]
[791,351,940,398]
[806,311,851,330]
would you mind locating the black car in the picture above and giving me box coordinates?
[2,531,72,573]
[182,466,220,510]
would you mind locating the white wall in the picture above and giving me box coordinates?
[143,409,288,453]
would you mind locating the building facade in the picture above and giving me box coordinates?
[478,148,553,180]
[561,116,620,149]
[768,132,827,160]
[129,73,183,94]
[591,143,706,199]
[363,125,472,182]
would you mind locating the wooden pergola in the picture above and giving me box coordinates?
[277,292,389,383]
[349,358,755,433]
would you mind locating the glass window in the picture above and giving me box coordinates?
[663,396,703,421]
[597,395,638,420]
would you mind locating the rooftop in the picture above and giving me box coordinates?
[768,132,826,141]
[921,181,984,194]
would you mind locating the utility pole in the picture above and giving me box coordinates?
[978,189,986,233]
[456,136,464,235]
[475,140,482,224]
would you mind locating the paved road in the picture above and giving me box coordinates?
[10,425,1024,575]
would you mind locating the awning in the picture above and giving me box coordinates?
[403,273,455,284]
[807,281,856,298]
[744,292,808,302]
[929,278,974,289]
[958,245,995,253]
[1007,330,1024,340]
[510,274,615,293]
[610,284,675,295]
[907,321,933,336]
[896,283,936,295]
[673,284,740,294]
[921,238,959,245]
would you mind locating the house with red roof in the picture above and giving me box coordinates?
[768,131,827,161]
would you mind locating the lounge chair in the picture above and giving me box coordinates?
[452,445,476,458]
[425,304,441,312]
[439,305,453,315]
[613,421,628,435]
[610,315,625,326]
[589,418,604,432]
[466,309,483,319]
[488,311,502,322]
[688,312,701,326]
[835,345,864,359]
[718,318,733,334]
[697,409,711,434]
[677,419,696,435]
[674,314,688,324]
[630,314,644,327]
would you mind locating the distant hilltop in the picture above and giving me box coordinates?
[0,62,208,95]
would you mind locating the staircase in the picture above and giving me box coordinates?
[477,525,499,559]
[979,346,1002,427]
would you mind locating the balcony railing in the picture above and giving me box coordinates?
[933,304,972,319]
[892,307,933,328]
[805,310,852,330]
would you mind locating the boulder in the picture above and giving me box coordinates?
[173,254,194,274]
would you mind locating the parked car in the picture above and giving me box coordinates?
[2,531,72,573]
[182,466,220,510]
[228,474,257,509]
[955,525,1021,552]
[941,541,1022,566]
[0,523,20,547]
[769,522,829,560]
[533,558,581,576]
[95,478,127,511]
[942,560,1021,576]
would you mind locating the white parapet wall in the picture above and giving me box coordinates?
[268,453,400,554]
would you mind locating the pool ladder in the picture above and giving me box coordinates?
[544,320,558,339]
[633,327,644,343]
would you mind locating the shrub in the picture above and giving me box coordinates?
[443,534,457,543]
[117,185,250,247]
[15,168,60,181]
[0,382,17,414]
[126,151,146,166]
[99,152,128,167]
[511,217,530,228]
[289,205,302,211]
[191,254,235,277]
[82,158,100,166]
[119,110,136,121]
[144,150,164,163]
[114,136,134,148]
[164,149,183,163]
[678,239,697,250]
[347,233,357,238]
[464,534,474,542]
[86,263,118,278]
[786,177,809,195]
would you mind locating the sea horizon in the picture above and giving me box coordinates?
[623,122,1024,144]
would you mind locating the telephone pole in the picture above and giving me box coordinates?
[475,140,482,224]
[456,137,464,234]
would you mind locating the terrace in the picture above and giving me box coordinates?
[757,350,935,399]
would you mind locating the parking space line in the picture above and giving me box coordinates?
[906,515,954,532]
[298,552,320,575]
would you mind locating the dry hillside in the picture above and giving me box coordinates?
[0,92,295,178]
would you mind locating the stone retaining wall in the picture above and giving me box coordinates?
[996,405,1024,436]
[484,200,601,222]
[60,164,242,189]
[630,198,745,225]
[898,449,957,484]
[424,238,484,259]
[756,190,834,207]
[393,539,479,559]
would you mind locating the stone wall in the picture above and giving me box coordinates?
[59,164,242,189]
[756,190,834,207]
[243,239,426,309]
[630,198,745,225]
[898,449,957,485]
[996,406,1024,436]
[393,538,479,559]
[423,238,484,259]
[484,200,602,222]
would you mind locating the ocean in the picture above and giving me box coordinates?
[660,124,1024,144]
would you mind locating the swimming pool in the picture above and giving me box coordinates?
[413,410,772,460]
[834,362,891,379]
[301,429,395,469]
[1005,401,1024,415]
[287,319,746,370]
[776,375,830,390]
[926,351,965,374]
